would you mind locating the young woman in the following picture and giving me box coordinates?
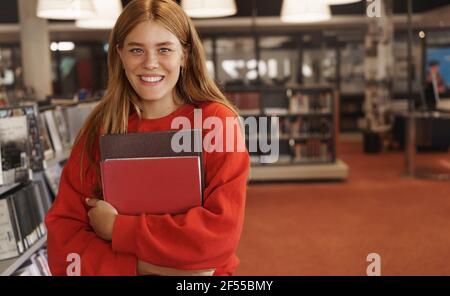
[45,0,249,276]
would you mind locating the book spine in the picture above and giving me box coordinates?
[31,181,47,236]
[12,189,31,249]
[0,198,20,260]
[0,144,3,185]
[7,194,25,254]
[24,184,42,242]
[44,110,63,152]
[6,195,23,254]
[37,249,52,276]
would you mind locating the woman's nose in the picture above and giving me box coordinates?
[143,51,159,69]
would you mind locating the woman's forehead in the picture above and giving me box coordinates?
[124,20,180,46]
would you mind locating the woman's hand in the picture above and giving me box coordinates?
[85,198,118,241]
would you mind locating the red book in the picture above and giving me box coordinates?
[101,156,202,215]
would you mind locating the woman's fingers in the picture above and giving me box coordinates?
[85,198,100,207]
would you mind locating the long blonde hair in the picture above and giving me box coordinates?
[75,0,236,196]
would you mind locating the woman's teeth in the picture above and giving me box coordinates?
[141,76,164,83]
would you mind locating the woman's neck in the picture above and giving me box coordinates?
[140,94,182,119]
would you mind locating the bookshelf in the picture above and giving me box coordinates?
[224,84,349,181]
[0,101,88,276]
[340,94,364,132]
[0,150,69,276]
[0,235,47,276]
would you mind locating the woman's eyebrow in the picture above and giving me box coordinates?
[155,41,175,46]
[125,41,175,47]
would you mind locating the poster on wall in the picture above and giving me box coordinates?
[426,47,450,95]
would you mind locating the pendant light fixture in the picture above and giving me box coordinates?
[37,0,95,20]
[75,0,123,29]
[326,0,361,5]
[281,0,331,23]
[181,0,237,18]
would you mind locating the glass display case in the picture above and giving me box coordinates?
[216,36,256,87]
[339,43,365,95]
[302,47,337,86]
[259,36,299,86]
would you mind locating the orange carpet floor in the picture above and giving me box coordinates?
[235,142,450,275]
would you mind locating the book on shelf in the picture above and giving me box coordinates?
[0,116,31,186]
[43,161,63,198]
[225,91,261,115]
[290,92,333,114]
[53,107,71,150]
[29,249,51,276]
[38,113,54,160]
[263,107,289,116]
[0,179,52,261]
[294,140,332,163]
[13,248,50,276]
[23,105,45,172]
[99,129,204,215]
[43,110,63,153]
[0,104,46,172]
[63,102,97,146]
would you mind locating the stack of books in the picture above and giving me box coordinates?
[100,129,204,215]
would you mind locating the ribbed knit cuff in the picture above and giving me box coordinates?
[112,214,139,255]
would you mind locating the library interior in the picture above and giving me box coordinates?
[0,0,450,276]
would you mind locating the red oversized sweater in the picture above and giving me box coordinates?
[45,101,250,275]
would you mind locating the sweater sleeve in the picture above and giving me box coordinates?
[111,107,250,271]
[45,139,137,276]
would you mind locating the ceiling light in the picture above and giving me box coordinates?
[281,0,331,23]
[181,0,237,18]
[37,0,95,20]
[50,42,75,51]
[75,0,122,29]
[325,0,361,5]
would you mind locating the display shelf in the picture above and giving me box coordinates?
[0,235,47,276]
[226,84,348,181]
[0,183,21,197]
[249,159,349,181]
[264,112,333,117]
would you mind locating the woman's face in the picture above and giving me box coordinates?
[118,20,185,104]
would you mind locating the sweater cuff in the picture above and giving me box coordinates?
[119,253,138,276]
[112,214,139,255]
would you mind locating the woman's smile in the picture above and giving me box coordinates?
[139,74,165,86]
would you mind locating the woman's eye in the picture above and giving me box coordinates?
[130,48,143,54]
[159,48,172,54]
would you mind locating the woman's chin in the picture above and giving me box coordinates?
[138,95,164,103]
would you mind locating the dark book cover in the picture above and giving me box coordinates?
[99,129,205,195]
[99,129,205,215]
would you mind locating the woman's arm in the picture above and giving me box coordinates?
[45,141,137,276]
[84,146,249,273]
[84,198,217,276]
[110,109,250,272]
